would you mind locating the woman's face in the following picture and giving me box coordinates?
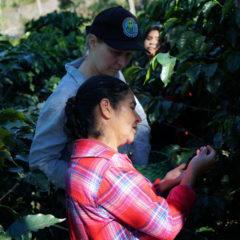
[144,29,160,56]
[89,37,133,76]
[111,92,141,147]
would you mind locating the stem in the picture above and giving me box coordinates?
[0,182,20,202]
[52,224,68,231]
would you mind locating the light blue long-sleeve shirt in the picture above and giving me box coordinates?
[29,58,151,188]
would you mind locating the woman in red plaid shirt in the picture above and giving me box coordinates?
[64,75,215,240]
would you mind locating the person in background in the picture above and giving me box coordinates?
[138,24,169,68]
[65,75,216,240]
[29,6,151,189]
[144,24,161,58]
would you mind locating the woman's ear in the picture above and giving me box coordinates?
[88,34,98,49]
[99,98,112,119]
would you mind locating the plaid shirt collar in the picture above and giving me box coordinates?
[71,138,131,163]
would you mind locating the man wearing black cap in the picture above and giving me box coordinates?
[85,6,144,51]
[29,6,151,189]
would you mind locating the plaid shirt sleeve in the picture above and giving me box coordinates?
[97,166,196,240]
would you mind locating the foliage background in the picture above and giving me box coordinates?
[0,0,240,239]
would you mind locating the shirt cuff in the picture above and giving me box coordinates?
[152,178,162,196]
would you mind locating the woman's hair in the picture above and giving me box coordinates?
[65,75,131,140]
[144,24,162,40]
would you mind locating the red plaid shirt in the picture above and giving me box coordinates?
[66,139,196,240]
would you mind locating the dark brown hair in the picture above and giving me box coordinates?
[65,75,130,139]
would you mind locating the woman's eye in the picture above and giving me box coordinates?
[130,105,136,110]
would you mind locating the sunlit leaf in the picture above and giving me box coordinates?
[6,214,65,238]
[156,53,176,86]
[196,226,215,232]
[201,0,219,17]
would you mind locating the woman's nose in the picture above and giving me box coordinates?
[135,111,142,123]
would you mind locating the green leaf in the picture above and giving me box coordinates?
[0,205,19,222]
[236,8,240,28]
[156,53,170,66]
[0,225,11,240]
[15,155,28,163]
[222,0,234,19]
[213,133,224,148]
[0,128,13,148]
[0,128,13,139]
[8,167,24,173]
[135,161,171,182]
[201,0,219,17]
[206,76,221,93]
[202,63,218,77]
[0,233,11,240]
[156,53,176,87]
[193,35,206,51]
[6,214,65,238]
[123,65,143,85]
[226,27,238,48]
[149,56,158,70]
[148,100,161,123]
[0,150,12,166]
[168,25,187,48]
[227,52,240,72]
[177,31,195,51]
[186,64,202,85]
[24,170,50,192]
[196,226,215,233]
[3,121,29,131]
[144,67,152,84]
[0,109,32,125]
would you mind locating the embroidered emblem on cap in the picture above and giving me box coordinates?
[122,17,138,38]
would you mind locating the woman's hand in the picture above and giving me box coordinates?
[159,163,186,193]
[181,145,216,187]
[188,145,216,176]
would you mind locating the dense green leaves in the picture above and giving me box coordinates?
[0,11,88,108]
[131,0,240,238]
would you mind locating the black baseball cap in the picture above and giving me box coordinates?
[86,6,145,51]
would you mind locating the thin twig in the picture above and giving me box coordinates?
[52,224,68,231]
[0,182,20,202]
[229,187,240,196]
[186,104,216,112]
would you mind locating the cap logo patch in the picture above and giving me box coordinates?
[122,17,138,38]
